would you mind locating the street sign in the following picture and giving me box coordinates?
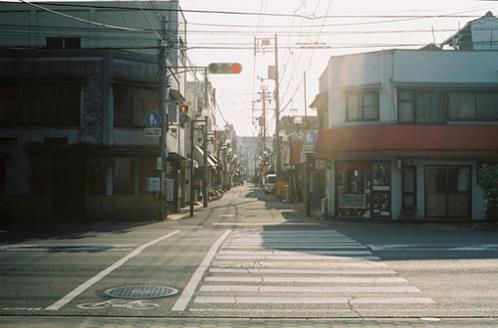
[303,130,318,153]
[144,127,161,137]
[146,177,160,192]
[145,112,161,127]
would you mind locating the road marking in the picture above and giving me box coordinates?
[194,296,434,304]
[172,229,231,311]
[218,250,374,255]
[2,307,42,311]
[212,222,322,226]
[221,245,368,249]
[45,230,181,311]
[212,261,386,268]
[204,276,407,283]
[209,268,397,275]
[200,285,420,293]
[215,255,380,261]
[189,308,355,314]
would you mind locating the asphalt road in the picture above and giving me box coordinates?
[1,184,498,327]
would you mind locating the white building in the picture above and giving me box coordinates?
[315,47,498,221]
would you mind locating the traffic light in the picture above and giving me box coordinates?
[208,63,243,74]
[179,105,189,126]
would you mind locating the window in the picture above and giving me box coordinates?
[346,91,379,121]
[46,37,81,49]
[113,84,159,128]
[398,89,445,123]
[114,158,135,195]
[399,89,498,123]
[0,83,80,127]
[449,91,498,120]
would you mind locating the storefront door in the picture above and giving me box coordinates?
[402,166,417,211]
[425,166,471,219]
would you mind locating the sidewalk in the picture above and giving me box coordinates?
[166,202,205,221]
[2,316,498,328]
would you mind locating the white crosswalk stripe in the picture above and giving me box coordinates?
[187,229,435,314]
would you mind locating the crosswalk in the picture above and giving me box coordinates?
[186,229,435,315]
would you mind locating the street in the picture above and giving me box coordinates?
[2,184,498,327]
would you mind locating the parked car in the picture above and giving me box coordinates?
[264,174,276,194]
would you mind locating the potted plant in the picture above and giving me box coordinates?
[479,164,498,221]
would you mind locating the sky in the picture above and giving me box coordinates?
[180,0,497,136]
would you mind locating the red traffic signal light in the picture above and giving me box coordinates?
[208,63,243,74]
[180,105,189,113]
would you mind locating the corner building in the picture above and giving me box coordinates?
[315,49,498,221]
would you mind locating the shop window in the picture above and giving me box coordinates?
[31,166,50,195]
[113,83,159,128]
[346,91,379,122]
[0,83,80,127]
[114,158,135,195]
[140,157,158,194]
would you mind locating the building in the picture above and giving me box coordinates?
[315,16,498,221]
[0,1,187,221]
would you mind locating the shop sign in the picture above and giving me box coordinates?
[338,194,366,209]
[165,178,174,202]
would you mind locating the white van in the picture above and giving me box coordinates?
[264,174,276,194]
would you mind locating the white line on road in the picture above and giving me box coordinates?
[204,276,407,283]
[209,268,397,275]
[171,230,231,312]
[212,222,324,226]
[45,229,181,311]
[218,250,373,255]
[215,255,380,261]
[200,285,420,293]
[221,245,368,249]
[212,261,387,268]
[193,296,434,304]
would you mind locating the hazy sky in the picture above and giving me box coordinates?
[181,0,496,136]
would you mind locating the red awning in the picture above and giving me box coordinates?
[316,125,498,159]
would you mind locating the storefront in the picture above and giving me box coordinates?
[336,161,391,218]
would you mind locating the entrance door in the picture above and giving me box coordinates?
[425,166,471,219]
[53,156,85,216]
[402,166,417,211]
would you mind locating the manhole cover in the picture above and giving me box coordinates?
[104,285,178,299]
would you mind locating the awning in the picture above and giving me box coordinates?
[316,125,498,160]
[194,145,216,168]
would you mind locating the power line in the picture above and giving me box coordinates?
[2,2,485,20]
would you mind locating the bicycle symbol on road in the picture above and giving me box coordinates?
[78,299,159,310]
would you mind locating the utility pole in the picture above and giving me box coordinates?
[203,68,209,208]
[304,70,311,217]
[202,116,208,208]
[189,116,195,217]
[274,33,281,186]
[159,15,169,220]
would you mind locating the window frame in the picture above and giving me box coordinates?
[345,90,380,122]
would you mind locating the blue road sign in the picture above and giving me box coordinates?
[145,112,161,127]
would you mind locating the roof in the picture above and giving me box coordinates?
[441,11,498,48]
